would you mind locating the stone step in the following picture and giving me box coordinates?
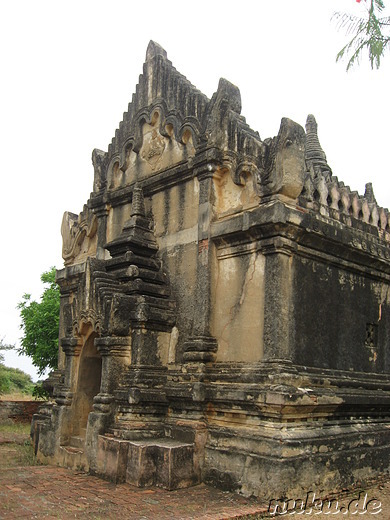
[70,435,85,449]
[97,435,199,489]
[63,445,83,454]
[128,438,199,490]
[58,445,88,472]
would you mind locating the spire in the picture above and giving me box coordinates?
[364,182,377,204]
[105,185,157,258]
[305,114,332,178]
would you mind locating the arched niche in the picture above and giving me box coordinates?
[71,331,102,436]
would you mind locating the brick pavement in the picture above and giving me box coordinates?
[0,465,269,520]
[3,429,390,519]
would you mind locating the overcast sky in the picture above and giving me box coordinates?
[1,0,389,381]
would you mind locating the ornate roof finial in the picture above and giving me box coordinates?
[364,182,377,204]
[131,185,146,217]
[305,114,332,178]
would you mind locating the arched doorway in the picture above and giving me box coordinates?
[72,332,102,436]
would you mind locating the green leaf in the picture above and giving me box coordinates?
[333,2,390,70]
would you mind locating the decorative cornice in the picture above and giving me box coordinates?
[210,201,390,279]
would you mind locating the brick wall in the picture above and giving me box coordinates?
[0,400,41,423]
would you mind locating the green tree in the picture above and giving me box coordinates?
[18,268,60,376]
[334,0,390,70]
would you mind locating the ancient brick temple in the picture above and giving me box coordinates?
[33,41,390,498]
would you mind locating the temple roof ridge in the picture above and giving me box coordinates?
[98,44,389,238]
[103,41,269,175]
[107,41,210,158]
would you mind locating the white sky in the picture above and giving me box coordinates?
[1,0,389,381]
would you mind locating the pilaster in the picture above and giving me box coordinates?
[93,203,110,259]
[60,336,82,395]
[261,237,296,364]
[183,163,218,362]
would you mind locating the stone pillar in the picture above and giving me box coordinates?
[57,294,69,370]
[183,164,218,362]
[262,237,296,365]
[87,336,131,473]
[50,337,82,446]
[130,327,160,366]
[58,337,82,403]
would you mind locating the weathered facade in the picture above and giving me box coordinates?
[32,41,390,498]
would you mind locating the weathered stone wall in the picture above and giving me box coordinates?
[102,177,200,363]
[152,179,199,362]
[293,257,390,372]
[211,251,265,362]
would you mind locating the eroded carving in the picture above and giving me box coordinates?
[61,207,97,266]
[259,117,306,199]
[140,128,166,170]
[92,148,108,192]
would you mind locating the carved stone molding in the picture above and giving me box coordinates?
[183,336,218,363]
[95,337,130,357]
[61,337,82,357]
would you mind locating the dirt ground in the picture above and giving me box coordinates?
[1,420,390,519]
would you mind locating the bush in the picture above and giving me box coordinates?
[0,364,34,395]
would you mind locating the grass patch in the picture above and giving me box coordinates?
[0,441,37,467]
[0,392,35,401]
[0,419,31,434]
[0,418,37,468]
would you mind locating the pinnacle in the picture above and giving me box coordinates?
[305,114,330,174]
[216,78,242,114]
[146,41,168,61]
[306,114,326,164]
[364,182,377,204]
